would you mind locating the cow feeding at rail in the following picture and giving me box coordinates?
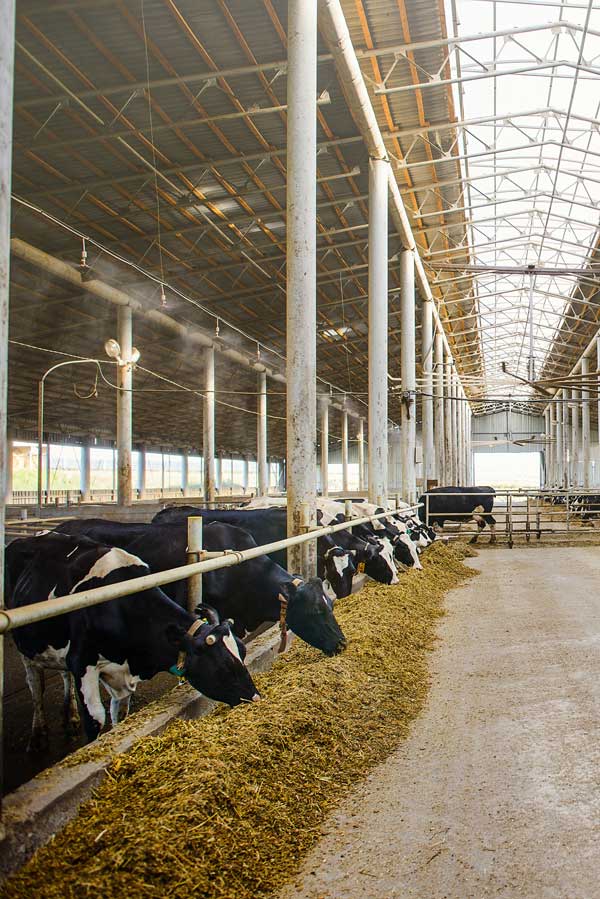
[3,541,476,899]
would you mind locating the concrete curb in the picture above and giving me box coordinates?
[0,624,289,879]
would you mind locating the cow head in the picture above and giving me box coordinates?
[281,577,347,656]
[360,536,399,585]
[170,609,260,707]
[322,546,356,600]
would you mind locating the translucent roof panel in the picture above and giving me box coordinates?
[442,0,600,407]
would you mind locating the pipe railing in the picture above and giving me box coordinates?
[0,502,422,634]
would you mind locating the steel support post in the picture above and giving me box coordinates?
[543,409,552,488]
[434,328,445,484]
[116,306,133,506]
[215,456,223,494]
[421,298,434,486]
[257,371,268,496]
[139,447,147,499]
[286,0,318,578]
[187,517,203,613]
[357,417,365,493]
[444,353,454,484]
[454,376,461,486]
[581,357,591,489]
[571,388,580,487]
[182,453,189,497]
[242,456,249,494]
[203,346,216,504]
[597,337,600,477]
[341,408,349,493]
[555,401,563,489]
[400,250,417,503]
[368,156,389,504]
[319,398,329,496]
[0,0,15,823]
[562,388,570,488]
[80,444,91,502]
[549,405,556,487]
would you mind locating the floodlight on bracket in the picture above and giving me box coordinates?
[104,338,140,368]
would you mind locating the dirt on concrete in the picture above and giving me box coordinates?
[281,546,600,899]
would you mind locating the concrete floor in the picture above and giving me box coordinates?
[281,546,600,899]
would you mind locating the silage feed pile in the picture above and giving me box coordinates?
[4,542,476,899]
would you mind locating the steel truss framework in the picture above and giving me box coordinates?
[7,0,600,458]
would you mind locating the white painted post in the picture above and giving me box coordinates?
[452,373,460,486]
[320,397,329,497]
[117,306,133,506]
[581,357,591,489]
[357,417,365,493]
[368,156,389,505]
[80,444,91,502]
[203,346,216,504]
[400,250,417,503]
[215,456,222,494]
[571,388,579,487]
[287,0,318,578]
[257,371,268,496]
[434,328,445,484]
[444,352,454,485]
[555,400,563,489]
[182,453,190,497]
[341,408,349,493]
[139,447,147,500]
[421,297,434,486]
[562,388,570,488]
[4,436,12,505]
[187,517,203,613]
[0,0,14,815]
[242,456,249,495]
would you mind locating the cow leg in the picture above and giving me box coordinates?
[469,516,485,544]
[484,514,497,544]
[109,698,122,727]
[61,672,80,738]
[22,658,48,751]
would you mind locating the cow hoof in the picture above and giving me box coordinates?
[27,727,49,752]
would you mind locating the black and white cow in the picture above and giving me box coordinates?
[418,486,496,543]
[6,533,260,745]
[53,519,347,656]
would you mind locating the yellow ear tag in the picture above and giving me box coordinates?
[357,561,366,573]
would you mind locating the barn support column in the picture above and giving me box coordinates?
[4,437,12,505]
[242,456,249,495]
[400,250,417,504]
[562,388,570,488]
[543,409,551,488]
[182,453,190,497]
[581,357,591,489]
[341,408,349,493]
[458,390,465,486]
[548,405,556,487]
[357,417,365,493]
[286,0,317,577]
[571,388,580,487]
[434,329,445,485]
[116,306,133,507]
[444,353,453,485]
[80,444,91,502]
[555,401,563,489]
[597,337,600,483]
[0,0,14,813]
[368,156,389,506]
[320,397,329,496]
[257,371,268,496]
[203,346,216,504]
[215,456,223,494]
[421,297,434,487]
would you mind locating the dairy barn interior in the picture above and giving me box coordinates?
[1,0,600,895]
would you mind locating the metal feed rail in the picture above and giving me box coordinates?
[0,503,421,634]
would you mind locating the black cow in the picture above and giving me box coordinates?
[153,505,403,588]
[6,532,259,745]
[418,486,496,543]
[53,519,347,656]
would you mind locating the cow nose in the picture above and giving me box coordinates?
[251,693,261,703]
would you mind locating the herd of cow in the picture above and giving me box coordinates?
[4,486,496,751]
